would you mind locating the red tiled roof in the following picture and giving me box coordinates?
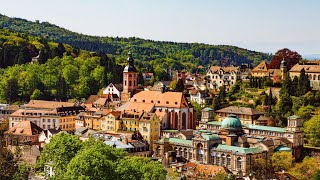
[5,121,42,136]
[130,91,189,108]
[27,100,74,109]
[216,106,265,115]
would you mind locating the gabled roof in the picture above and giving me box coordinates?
[117,101,155,113]
[130,91,189,108]
[27,100,75,109]
[85,95,100,104]
[208,66,239,73]
[252,61,269,72]
[216,106,265,115]
[6,121,42,136]
[94,98,108,106]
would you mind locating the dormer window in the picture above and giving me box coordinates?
[175,102,178,105]
[142,100,145,103]
[166,101,169,104]
[151,100,154,103]
[158,101,160,103]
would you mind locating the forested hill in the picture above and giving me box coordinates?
[0,14,271,69]
[0,27,96,68]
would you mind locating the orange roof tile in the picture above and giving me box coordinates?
[117,101,155,113]
[209,66,239,73]
[289,64,320,73]
[193,164,227,178]
[5,121,42,136]
[27,100,74,109]
[252,61,269,72]
[130,91,189,108]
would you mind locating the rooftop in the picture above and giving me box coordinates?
[244,124,287,133]
[168,138,192,146]
[215,144,263,155]
[216,106,265,115]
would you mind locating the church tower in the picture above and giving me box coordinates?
[121,51,138,101]
[280,58,287,79]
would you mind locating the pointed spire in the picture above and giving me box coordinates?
[127,51,134,65]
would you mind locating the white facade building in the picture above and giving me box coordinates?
[206,66,240,91]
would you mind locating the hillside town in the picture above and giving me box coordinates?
[1,50,320,180]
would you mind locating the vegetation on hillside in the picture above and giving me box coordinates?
[0,13,272,72]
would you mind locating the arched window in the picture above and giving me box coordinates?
[227,155,231,167]
[184,148,188,158]
[211,152,215,164]
[129,74,132,78]
[314,75,316,80]
[221,154,226,166]
[182,112,187,129]
[125,80,127,86]
[174,112,178,129]
[189,149,193,159]
[237,157,242,170]
[197,143,204,162]
[179,148,183,156]
[134,80,136,86]
[129,81,132,86]
[216,153,220,166]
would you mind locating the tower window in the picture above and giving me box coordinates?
[129,81,132,86]
[125,80,127,86]
[129,74,132,78]
[134,80,136,86]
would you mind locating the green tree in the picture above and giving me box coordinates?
[304,115,320,146]
[12,163,30,180]
[169,80,177,91]
[65,140,126,180]
[271,151,294,171]
[296,105,314,121]
[0,148,17,180]
[62,64,78,85]
[4,77,19,103]
[36,133,82,179]
[191,101,202,122]
[252,158,275,179]
[290,156,320,180]
[312,170,320,180]
[176,79,184,92]
[116,156,167,180]
[30,89,43,100]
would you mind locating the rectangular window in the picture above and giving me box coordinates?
[43,119,46,122]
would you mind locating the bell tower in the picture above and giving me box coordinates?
[280,58,287,80]
[121,51,138,101]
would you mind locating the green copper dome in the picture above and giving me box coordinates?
[221,114,242,130]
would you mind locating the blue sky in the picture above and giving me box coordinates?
[0,0,319,55]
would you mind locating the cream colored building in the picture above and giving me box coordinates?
[206,66,240,91]
[9,100,84,132]
[289,64,320,90]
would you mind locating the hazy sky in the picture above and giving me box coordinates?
[1,0,319,54]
